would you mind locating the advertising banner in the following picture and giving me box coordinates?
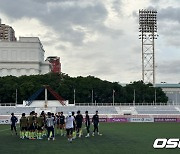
[130,118,154,122]
[154,118,177,122]
[99,118,107,122]
[176,118,180,122]
[107,118,128,123]
[89,118,107,122]
[0,116,20,124]
[0,119,11,124]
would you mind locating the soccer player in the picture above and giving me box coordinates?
[34,113,38,138]
[28,111,36,139]
[59,112,65,136]
[56,112,61,135]
[65,112,74,143]
[46,112,55,141]
[52,113,56,121]
[20,113,28,139]
[72,111,76,139]
[10,113,18,135]
[85,111,90,137]
[36,112,45,139]
[41,111,47,137]
[75,110,83,138]
[92,110,102,136]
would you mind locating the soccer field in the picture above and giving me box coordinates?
[0,123,180,154]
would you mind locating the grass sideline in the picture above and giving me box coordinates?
[0,123,180,154]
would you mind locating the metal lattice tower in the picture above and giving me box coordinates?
[139,9,158,86]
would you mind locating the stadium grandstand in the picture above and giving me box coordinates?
[1,104,180,116]
[1,83,180,124]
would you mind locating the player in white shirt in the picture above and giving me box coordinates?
[46,112,56,141]
[65,112,75,143]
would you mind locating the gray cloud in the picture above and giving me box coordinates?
[0,0,124,46]
[156,7,180,47]
[32,0,77,3]
[159,7,180,22]
[112,0,122,15]
[158,60,180,74]
[1,0,180,83]
[151,0,161,3]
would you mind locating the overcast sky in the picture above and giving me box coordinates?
[0,0,180,84]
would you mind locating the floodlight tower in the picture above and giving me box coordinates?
[139,9,158,86]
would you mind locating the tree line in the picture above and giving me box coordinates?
[0,73,168,104]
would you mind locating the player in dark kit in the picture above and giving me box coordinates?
[34,113,38,138]
[92,111,102,136]
[59,112,65,136]
[20,113,28,139]
[75,110,83,137]
[56,112,61,135]
[85,111,90,137]
[10,113,18,135]
[36,113,45,139]
[72,111,76,139]
[28,111,36,139]
[41,111,47,137]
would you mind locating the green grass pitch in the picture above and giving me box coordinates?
[0,123,180,154]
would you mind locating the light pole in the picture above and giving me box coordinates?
[45,87,48,108]
[73,89,76,104]
[133,89,136,106]
[92,89,93,104]
[15,89,17,105]
[150,86,156,105]
[113,89,115,106]
[155,88,157,105]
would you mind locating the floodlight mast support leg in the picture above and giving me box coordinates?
[153,32,155,87]
[142,31,144,82]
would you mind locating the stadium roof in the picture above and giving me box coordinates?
[155,84,180,88]
[120,83,180,88]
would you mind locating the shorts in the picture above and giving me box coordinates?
[73,122,76,131]
[11,125,16,131]
[57,120,60,125]
[66,128,73,136]
[28,124,35,131]
[37,126,43,131]
[60,124,65,129]
[76,123,82,129]
[21,127,27,131]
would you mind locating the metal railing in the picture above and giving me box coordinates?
[0,102,179,107]
[75,102,176,106]
[0,103,16,106]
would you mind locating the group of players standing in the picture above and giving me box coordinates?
[11,110,102,142]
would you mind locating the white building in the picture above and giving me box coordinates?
[156,84,180,105]
[0,37,51,77]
